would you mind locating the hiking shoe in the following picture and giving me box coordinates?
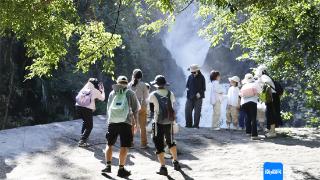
[251,136,260,140]
[117,167,131,178]
[101,166,111,173]
[78,140,89,147]
[265,132,277,138]
[173,161,181,171]
[157,166,168,176]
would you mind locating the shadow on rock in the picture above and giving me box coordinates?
[0,157,16,179]
[292,168,320,180]
[264,133,320,149]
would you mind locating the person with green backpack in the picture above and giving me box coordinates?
[102,76,140,178]
[148,75,181,176]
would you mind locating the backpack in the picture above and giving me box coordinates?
[154,91,175,122]
[240,84,258,98]
[76,88,92,107]
[259,84,273,103]
[108,89,130,123]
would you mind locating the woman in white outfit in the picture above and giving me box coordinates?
[210,70,224,130]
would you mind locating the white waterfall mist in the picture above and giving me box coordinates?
[162,5,228,128]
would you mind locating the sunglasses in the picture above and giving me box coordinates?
[191,72,196,74]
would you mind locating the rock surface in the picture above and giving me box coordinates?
[1,116,320,180]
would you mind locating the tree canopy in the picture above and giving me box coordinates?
[0,0,319,121]
[137,0,320,117]
[0,0,122,79]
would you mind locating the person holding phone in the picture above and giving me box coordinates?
[75,78,105,147]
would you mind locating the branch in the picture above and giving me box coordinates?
[176,0,194,15]
[80,0,122,61]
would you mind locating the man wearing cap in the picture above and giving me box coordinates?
[102,76,140,178]
[185,64,206,128]
[148,75,181,176]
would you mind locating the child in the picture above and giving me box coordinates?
[257,101,266,131]
[226,76,240,130]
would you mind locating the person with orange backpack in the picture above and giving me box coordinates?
[148,75,181,176]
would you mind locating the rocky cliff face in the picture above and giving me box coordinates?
[203,43,256,82]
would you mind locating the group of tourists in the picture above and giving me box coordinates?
[75,70,180,178]
[74,64,283,178]
[185,64,283,140]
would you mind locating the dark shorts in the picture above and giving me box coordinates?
[106,123,133,147]
[152,123,176,154]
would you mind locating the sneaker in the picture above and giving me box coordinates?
[265,132,277,138]
[212,128,221,131]
[173,161,181,171]
[101,165,111,173]
[78,140,89,147]
[117,167,131,178]
[157,166,168,176]
[192,125,199,129]
[251,136,260,140]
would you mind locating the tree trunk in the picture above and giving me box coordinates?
[2,37,15,130]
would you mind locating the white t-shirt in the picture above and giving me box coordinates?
[149,89,176,124]
[227,86,240,107]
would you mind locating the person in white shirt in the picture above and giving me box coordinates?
[210,70,224,130]
[148,75,181,176]
[75,78,105,147]
[240,74,260,140]
[226,76,241,130]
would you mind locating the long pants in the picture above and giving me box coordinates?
[238,108,247,129]
[226,105,239,127]
[77,106,93,141]
[185,98,203,127]
[138,105,148,147]
[211,101,221,128]
[242,102,258,137]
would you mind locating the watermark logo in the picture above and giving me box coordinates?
[264,162,283,180]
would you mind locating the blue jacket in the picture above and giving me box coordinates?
[186,73,206,100]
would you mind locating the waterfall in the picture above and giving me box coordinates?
[162,4,228,128]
